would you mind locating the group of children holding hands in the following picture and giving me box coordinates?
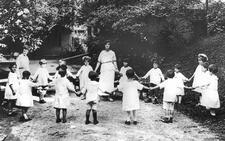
[3,53,220,125]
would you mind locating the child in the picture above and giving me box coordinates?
[16,71,37,121]
[83,71,100,125]
[54,59,74,79]
[75,56,93,98]
[53,65,77,123]
[193,64,220,116]
[32,59,52,103]
[4,63,20,115]
[142,61,164,104]
[151,69,189,123]
[117,69,149,125]
[174,64,188,104]
[119,58,132,85]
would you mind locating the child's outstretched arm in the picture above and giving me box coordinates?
[150,85,160,90]
[142,70,150,79]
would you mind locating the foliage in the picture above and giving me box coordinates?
[0,0,78,51]
[208,1,225,34]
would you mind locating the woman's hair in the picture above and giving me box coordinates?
[126,69,135,79]
[209,64,218,74]
[202,62,209,69]
[105,40,111,45]
[9,62,17,70]
[166,69,174,78]
[174,64,182,70]
[22,70,31,79]
[88,71,98,81]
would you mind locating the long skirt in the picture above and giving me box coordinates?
[99,70,115,95]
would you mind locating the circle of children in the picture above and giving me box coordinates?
[3,51,220,125]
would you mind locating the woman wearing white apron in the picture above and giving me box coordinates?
[94,41,118,101]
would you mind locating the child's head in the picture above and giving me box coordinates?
[198,54,208,65]
[39,59,47,68]
[122,58,129,67]
[126,69,135,79]
[82,56,91,65]
[22,70,31,79]
[202,62,209,72]
[174,64,181,73]
[9,63,17,73]
[153,61,159,69]
[58,65,67,77]
[166,69,175,78]
[88,71,98,81]
[209,64,218,74]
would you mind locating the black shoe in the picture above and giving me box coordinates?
[93,120,99,125]
[133,121,138,125]
[160,117,170,123]
[85,120,91,124]
[56,119,61,123]
[62,119,67,123]
[125,120,131,125]
[39,100,46,104]
[20,116,32,122]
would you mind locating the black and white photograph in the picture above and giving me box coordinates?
[0,0,225,140]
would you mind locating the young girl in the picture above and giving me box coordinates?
[117,69,149,125]
[119,58,132,85]
[83,71,100,125]
[32,59,52,103]
[75,56,93,98]
[151,69,189,123]
[53,65,77,123]
[16,71,37,122]
[174,64,188,104]
[193,64,220,116]
[4,63,20,115]
[142,61,164,104]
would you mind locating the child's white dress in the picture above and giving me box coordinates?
[119,66,132,85]
[174,72,188,96]
[4,72,20,100]
[200,74,220,109]
[118,80,144,111]
[143,68,164,85]
[53,77,75,109]
[192,65,205,93]
[16,80,36,107]
[33,67,50,85]
[76,65,93,93]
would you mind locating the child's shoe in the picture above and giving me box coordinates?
[210,111,216,116]
[160,117,170,123]
[93,120,99,125]
[133,121,138,125]
[62,119,67,123]
[125,120,131,125]
[85,120,91,124]
[56,119,61,123]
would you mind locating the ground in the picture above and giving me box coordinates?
[0,95,219,141]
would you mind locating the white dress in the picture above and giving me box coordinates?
[85,81,99,104]
[159,78,183,102]
[174,72,188,96]
[4,72,20,100]
[16,80,36,107]
[192,65,206,93]
[53,77,75,109]
[16,54,30,76]
[32,67,50,85]
[200,74,220,109]
[76,65,93,93]
[119,66,132,85]
[118,80,144,111]
[98,50,117,94]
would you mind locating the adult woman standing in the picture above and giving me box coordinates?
[94,41,118,101]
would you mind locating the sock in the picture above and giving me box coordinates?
[86,109,91,121]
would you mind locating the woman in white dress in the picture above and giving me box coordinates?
[4,63,20,115]
[94,41,118,101]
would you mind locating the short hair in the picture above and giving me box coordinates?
[198,53,208,62]
[59,64,67,71]
[126,69,135,79]
[58,69,67,77]
[209,64,218,74]
[9,62,17,70]
[174,64,182,70]
[166,69,174,78]
[122,58,129,63]
[88,71,98,81]
[105,40,111,45]
[22,70,31,79]
[39,59,47,65]
[153,60,159,65]
[202,62,209,69]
